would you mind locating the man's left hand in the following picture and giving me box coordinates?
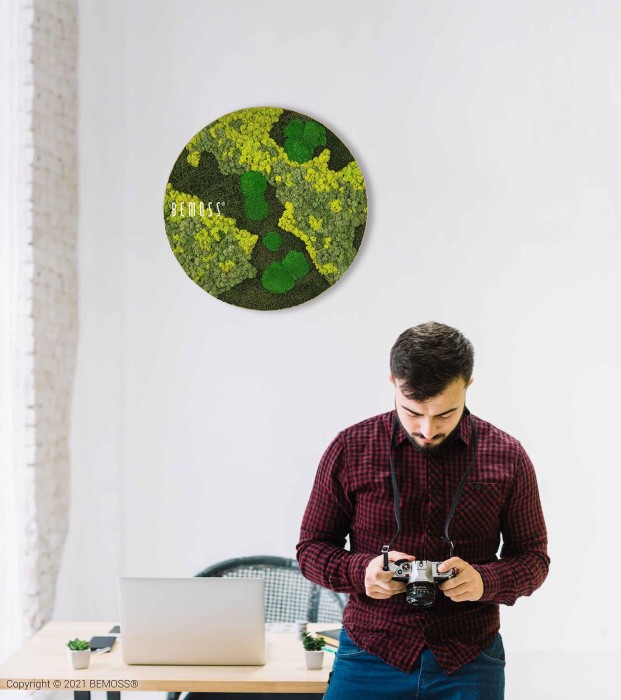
[437,557,484,602]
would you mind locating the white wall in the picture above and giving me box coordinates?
[54,0,621,695]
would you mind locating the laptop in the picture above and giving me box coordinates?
[118,577,266,665]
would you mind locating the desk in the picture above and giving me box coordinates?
[0,622,334,696]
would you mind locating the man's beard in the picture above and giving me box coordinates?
[398,412,464,454]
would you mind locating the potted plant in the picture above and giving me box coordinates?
[67,638,91,669]
[301,631,324,670]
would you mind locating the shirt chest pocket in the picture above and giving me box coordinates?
[452,482,505,539]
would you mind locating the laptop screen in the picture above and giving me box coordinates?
[118,577,266,665]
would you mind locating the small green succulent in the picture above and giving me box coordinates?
[301,631,324,652]
[67,638,90,651]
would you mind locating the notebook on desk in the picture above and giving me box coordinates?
[118,577,266,665]
[315,628,340,648]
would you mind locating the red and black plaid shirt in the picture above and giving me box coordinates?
[297,408,549,674]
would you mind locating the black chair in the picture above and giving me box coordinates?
[166,555,346,700]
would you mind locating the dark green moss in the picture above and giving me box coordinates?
[285,139,314,164]
[284,119,305,140]
[302,121,326,148]
[282,250,310,280]
[220,225,329,310]
[262,262,295,294]
[240,171,268,221]
[168,149,238,216]
[243,194,268,221]
[263,231,283,252]
[240,170,267,195]
[324,127,355,171]
[284,118,328,164]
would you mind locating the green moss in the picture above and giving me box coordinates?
[282,250,309,280]
[284,119,326,164]
[303,121,326,148]
[263,231,283,252]
[285,139,313,164]
[163,183,258,297]
[241,171,269,221]
[240,170,267,195]
[243,195,268,221]
[284,119,305,140]
[262,262,295,293]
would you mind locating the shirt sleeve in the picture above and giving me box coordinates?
[296,432,375,594]
[472,445,550,605]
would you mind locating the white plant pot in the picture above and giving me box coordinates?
[304,650,324,670]
[67,649,91,670]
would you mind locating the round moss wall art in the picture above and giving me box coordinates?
[163,107,368,310]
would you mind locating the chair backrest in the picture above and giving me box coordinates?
[196,555,346,623]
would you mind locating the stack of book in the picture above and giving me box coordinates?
[315,628,340,650]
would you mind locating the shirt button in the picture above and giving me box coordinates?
[430,488,440,495]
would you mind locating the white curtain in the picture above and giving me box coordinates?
[0,0,31,663]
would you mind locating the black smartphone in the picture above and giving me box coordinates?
[89,636,116,651]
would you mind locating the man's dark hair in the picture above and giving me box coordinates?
[389,322,474,401]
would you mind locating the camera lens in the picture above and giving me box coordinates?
[406,581,435,608]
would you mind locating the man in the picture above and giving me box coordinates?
[297,322,549,699]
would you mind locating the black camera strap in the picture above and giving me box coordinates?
[442,415,478,557]
[382,410,478,571]
[381,416,403,570]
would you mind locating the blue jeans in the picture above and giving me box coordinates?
[324,628,505,699]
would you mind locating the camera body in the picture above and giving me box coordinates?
[389,559,456,608]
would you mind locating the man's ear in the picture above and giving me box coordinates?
[467,377,474,388]
[389,374,395,387]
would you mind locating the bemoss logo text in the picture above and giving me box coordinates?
[169,200,225,218]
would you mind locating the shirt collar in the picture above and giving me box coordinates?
[392,405,473,449]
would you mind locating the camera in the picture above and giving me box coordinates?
[389,559,456,608]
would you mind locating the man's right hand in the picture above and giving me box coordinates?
[364,551,415,599]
